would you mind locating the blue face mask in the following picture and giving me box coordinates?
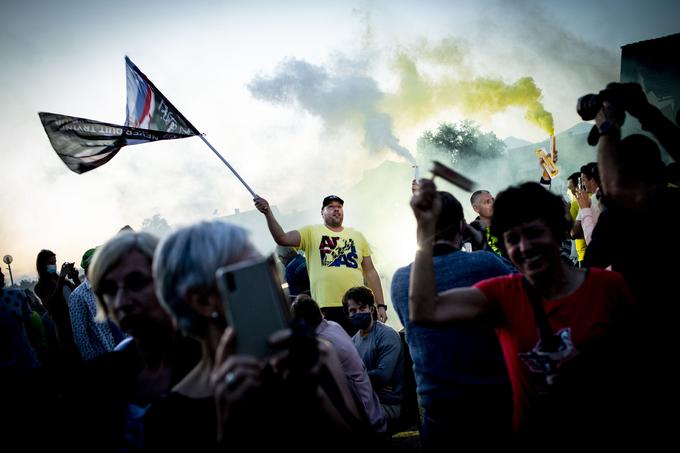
[46,264,57,274]
[350,312,372,330]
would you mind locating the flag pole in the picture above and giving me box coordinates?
[198,134,257,198]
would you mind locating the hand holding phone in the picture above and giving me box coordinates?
[216,255,291,358]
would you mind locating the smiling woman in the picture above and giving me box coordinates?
[489,183,571,286]
[82,231,199,450]
[408,179,636,445]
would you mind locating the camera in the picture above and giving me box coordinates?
[576,82,634,122]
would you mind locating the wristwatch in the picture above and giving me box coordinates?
[598,120,615,135]
[377,304,388,310]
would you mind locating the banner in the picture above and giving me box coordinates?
[39,112,194,174]
[39,57,200,174]
[125,57,199,135]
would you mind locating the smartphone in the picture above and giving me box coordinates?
[578,176,585,192]
[216,255,291,358]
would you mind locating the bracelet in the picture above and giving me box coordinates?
[377,304,388,310]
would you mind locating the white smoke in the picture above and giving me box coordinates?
[248,58,416,164]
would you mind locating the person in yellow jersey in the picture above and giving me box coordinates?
[254,194,386,335]
[566,173,587,266]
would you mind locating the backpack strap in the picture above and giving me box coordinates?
[522,277,559,352]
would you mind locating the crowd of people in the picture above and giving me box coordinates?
[1,82,678,450]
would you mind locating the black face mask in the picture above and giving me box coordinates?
[350,312,372,330]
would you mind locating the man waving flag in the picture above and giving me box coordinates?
[39,57,199,174]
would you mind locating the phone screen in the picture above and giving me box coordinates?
[216,255,291,357]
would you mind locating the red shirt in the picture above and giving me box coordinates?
[475,268,635,433]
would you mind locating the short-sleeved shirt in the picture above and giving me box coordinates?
[352,321,404,405]
[569,199,587,261]
[298,224,371,308]
[474,269,635,433]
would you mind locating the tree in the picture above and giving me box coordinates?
[417,120,506,169]
[18,279,37,291]
[141,214,172,238]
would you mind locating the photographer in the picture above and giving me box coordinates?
[579,83,680,443]
[579,83,680,303]
[34,249,81,362]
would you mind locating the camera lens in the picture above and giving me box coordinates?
[576,94,601,121]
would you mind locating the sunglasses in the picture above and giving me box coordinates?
[98,272,153,299]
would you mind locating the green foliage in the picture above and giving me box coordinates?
[416,120,506,168]
[18,279,37,291]
[141,214,172,238]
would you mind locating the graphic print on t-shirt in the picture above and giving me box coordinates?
[518,327,579,386]
[318,235,359,268]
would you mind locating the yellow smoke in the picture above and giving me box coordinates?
[382,45,555,136]
[389,53,435,122]
[448,77,555,136]
[414,37,469,69]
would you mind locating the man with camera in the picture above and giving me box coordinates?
[254,194,387,335]
[578,82,680,300]
[579,82,680,443]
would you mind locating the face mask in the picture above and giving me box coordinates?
[350,312,372,330]
[46,264,57,274]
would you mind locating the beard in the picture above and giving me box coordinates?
[324,215,343,227]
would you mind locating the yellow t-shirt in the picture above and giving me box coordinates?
[298,224,371,308]
[569,199,587,261]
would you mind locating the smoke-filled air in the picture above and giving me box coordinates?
[248,58,416,163]
[384,42,555,135]
[1,0,676,319]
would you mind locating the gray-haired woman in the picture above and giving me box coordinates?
[148,220,370,450]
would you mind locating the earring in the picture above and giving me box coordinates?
[211,311,219,319]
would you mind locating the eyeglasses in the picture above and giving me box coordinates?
[98,272,153,299]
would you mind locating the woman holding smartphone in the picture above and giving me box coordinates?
[150,220,367,450]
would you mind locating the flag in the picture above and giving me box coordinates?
[125,56,199,135]
[39,112,194,174]
[39,57,199,174]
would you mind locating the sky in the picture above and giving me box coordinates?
[1,0,679,282]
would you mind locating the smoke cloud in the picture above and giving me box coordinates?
[494,0,619,92]
[383,46,555,135]
[248,58,416,163]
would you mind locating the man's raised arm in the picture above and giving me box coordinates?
[409,180,491,325]
[254,196,301,247]
[361,256,387,323]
